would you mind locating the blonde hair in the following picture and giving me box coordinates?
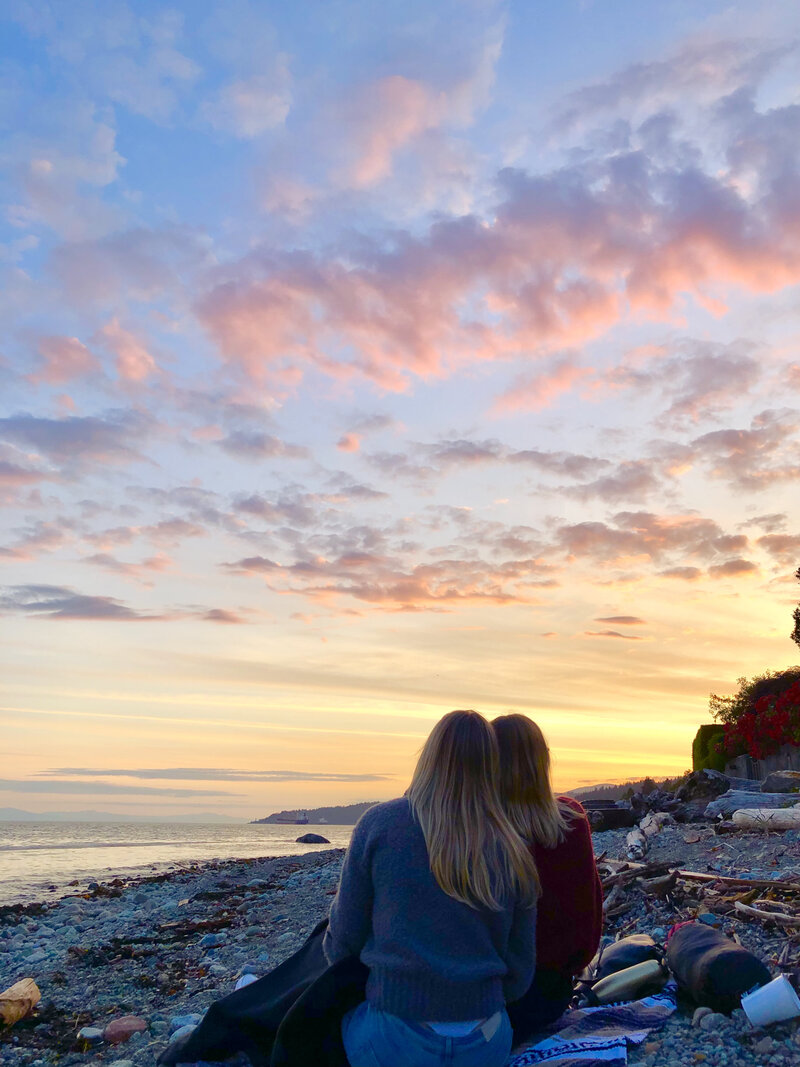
[407,709,540,911]
[492,714,577,849]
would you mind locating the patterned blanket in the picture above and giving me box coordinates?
[509,982,677,1067]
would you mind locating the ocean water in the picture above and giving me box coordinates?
[0,821,353,905]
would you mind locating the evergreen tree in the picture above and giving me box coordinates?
[793,565,800,652]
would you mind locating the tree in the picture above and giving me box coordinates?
[792,565,800,652]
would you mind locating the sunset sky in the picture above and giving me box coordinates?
[2,0,800,819]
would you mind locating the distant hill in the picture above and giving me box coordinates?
[252,802,378,825]
[567,773,689,801]
[0,808,246,824]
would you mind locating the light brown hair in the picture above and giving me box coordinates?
[492,713,577,849]
[407,709,540,911]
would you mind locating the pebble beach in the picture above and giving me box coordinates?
[3,824,800,1067]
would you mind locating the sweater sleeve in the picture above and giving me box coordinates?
[502,901,537,1003]
[562,801,603,975]
[322,812,374,964]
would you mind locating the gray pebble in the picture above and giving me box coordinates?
[699,1012,730,1032]
[693,1006,713,1027]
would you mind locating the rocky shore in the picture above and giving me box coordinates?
[2,787,800,1067]
[0,850,342,1067]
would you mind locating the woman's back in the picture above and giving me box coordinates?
[324,796,536,1021]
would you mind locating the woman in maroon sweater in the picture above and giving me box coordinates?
[492,714,603,1042]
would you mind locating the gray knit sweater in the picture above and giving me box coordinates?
[322,797,536,1021]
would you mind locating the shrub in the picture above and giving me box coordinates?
[692,724,727,771]
[718,672,800,761]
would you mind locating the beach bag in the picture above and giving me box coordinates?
[666,922,770,1014]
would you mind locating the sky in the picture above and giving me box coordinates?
[2,0,800,819]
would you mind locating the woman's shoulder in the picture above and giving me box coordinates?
[354,796,412,833]
[557,795,588,816]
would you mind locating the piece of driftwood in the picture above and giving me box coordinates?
[626,828,647,860]
[0,978,41,1027]
[601,861,677,889]
[605,902,633,919]
[732,808,800,831]
[639,870,679,898]
[674,870,800,893]
[752,899,794,913]
[734,901,800,927]
[602,883,627,913]
[640,811,675,837]
[704,791,800,818]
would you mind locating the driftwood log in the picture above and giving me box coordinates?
[626,828,647,860]
[674,870,800,893]
[734,901,800,927]
[732,809,800,831]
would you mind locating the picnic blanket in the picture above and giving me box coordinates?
[509,981,677,1067]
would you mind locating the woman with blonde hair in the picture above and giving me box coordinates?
[323,709,540,1067]
[492,713,602,1042]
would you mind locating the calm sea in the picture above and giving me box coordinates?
[0,822,353,906]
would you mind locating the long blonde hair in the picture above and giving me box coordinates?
[492,714,576,849]
[407,709,540,911]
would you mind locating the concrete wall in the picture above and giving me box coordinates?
[725,743,800,779]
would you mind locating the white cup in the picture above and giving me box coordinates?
[741,974,800,1027]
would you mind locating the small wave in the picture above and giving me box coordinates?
[0,840,175,853]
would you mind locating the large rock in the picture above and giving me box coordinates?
[673,801,710,823]
[296,832,330,843]
[675,770,730,804]
[704,790,800,818]
[761,770,800,793]
[104,1017,148,1044]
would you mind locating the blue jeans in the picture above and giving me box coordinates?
[342,1000,513,1067]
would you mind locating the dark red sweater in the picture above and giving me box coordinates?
[531,796,603,978]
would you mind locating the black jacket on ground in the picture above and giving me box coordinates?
[157,919,367,1067]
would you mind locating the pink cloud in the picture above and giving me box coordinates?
[554,511,747,568]
[659,566,702,580]
[32,335,101,384]
[341,76,435,188]
[97,318,157,382]
[708,558,759,578]
[494,358,594,413]
[602,339,762,426]
[203,608,246,624]
[197,125,800,394]
[83,551,173,583]
[224,551,544,613]
[691,410,800,489]
[0,460,51,489]
[337,432,362,453]
[756,534,800,562]
[584,630,643,640]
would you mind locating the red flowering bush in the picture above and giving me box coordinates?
[717,677,800,760]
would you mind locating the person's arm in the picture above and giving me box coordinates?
[322,812,374,964]
[502,901,537,1003]
[562,804,603,975]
